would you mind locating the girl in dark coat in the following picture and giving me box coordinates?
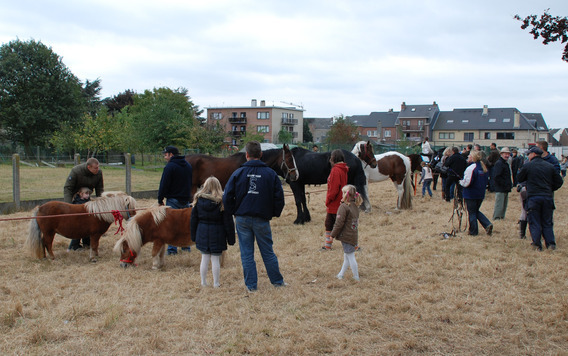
[190,177,235,287]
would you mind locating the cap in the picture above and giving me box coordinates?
[524,146,543,155]
[499,147,510,154]
[162,146,180,155]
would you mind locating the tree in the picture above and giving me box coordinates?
[0,39,85,155]
[83,78,103,117]
[103,90,135,115]
[326,115,360,145]
[514,10,568,62]
[303,120,313,143]
[277,128,293,144]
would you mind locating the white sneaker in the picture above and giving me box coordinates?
[336,274,344,280]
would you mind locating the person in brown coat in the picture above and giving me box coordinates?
[331,184,363,281]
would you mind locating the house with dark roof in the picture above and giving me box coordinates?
[305,117,333,143]
[431,106,549,149]
[550,128,568,146]
[395,102,440,143]
[348,110,399,144]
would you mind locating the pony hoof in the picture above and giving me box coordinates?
[120,262,130,268]
[90,258,98,263]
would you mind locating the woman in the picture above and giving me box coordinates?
[459,150,493,236]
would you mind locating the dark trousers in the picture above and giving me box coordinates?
[465,199,492,235]
[166,198,191,254]
[527,196,556,248]
[445,176,461,202]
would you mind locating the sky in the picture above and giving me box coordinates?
[1,0,567,128]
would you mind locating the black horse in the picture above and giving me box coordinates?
[288,147,371,225]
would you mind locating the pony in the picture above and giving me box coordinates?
[288,147,372,224]
[186,144,298,196]
[114,205,193,269]
[26,193,137,262]
[363,152,413,210]
[351,141,378,169]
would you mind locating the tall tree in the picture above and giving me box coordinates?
[326,115,360,145]
[303,119,313,143]
[83,78,103,117]
[514,10,568,62]
[0,39,84,155]
[103,89,135,115]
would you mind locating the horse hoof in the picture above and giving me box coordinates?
[120,262,130,268]
[90,258,98,263]
[293,220,304,225]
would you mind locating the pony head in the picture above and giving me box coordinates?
[353,141,377,169]
[117,239,137,268]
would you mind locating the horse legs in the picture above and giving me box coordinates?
[292,184,306,224]
[394,182,404,210]
[43,233,55,259]
[89,235,102,263]
[152,242,166,270]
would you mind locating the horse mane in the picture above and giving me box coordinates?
[85,195,137,223]
[113,206,168,255]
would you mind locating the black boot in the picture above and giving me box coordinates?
[519,220,527,239]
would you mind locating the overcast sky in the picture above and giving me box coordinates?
[1,0,567,127]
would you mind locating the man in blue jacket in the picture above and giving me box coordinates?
[517,146,563,251]
[223,141,286,292]
[158,146,193,255]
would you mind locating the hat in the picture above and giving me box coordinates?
[162,146,180,155]
[524,146,543,155]
[499,147,510,154]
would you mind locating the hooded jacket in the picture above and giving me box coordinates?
[190,195,235,254]
[330,199,359,246]
[158,155,193,205]
[326,162,349,214]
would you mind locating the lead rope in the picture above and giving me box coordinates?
[111,210,125,235]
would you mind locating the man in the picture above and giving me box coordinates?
[517,146,563,251]
[492,147,512,220]
[421,137,434,161]
[158,146,193,255]
[312,144,319,152]
[443,147,468,202]
[223,141,286,291]
[63,157,104,250]
[511,149,524,186]
[461,144,473,160]
[537,141,561,173]
[486,142,500,192]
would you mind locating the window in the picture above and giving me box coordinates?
[464,132,474,141]
[446,120,454,123]
[496,132,514,139]
[231,112,237,118]
[384,130,391,138]
[417,120,424,127]
[240,112,246,118]
[402,120,410,127]
[484,132,490,139]
[503,118,511,123]
[367,130,377,137]
[212,112,222,120]
[282,112,288,119]
[462,120,469,123]
[257,112,270,120]
[439,132,455,139]
[489,118,496,123]
[257,125,270,133]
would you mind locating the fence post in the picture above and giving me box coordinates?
[74,153,80,166]
[12,154,21,210]
[125,153,132,195]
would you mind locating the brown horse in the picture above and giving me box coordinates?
[186,144,298,195]
[26,193,137,262]
[351,141,378,169]
[362,152,413,210]
[114,205,193,269]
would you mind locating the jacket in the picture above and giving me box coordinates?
[517,156,563,198]
[63,163,104,203]
[223,159,285,220]
[487,149,500,168]
[493,157,512,193]
[330,200,359,246]
[326,162,349,214]
[444,152,468,179]
[190,196,235,254]
[158,155,193,205]
[542,153,561,174]
[460,162,488,200]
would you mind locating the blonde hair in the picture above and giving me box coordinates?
[192,176,224,210]
[74,187,92,200]
[470,151,488,173]
[341,184,363,206]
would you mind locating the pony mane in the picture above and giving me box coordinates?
[114,205,167,255]
[352,141,368,156]
[85,195,137,223]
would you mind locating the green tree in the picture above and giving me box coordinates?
[303,119,313,142]
[103,89,135,115]
[277,128,293,144]
[515,10,568,62]
[0,39,85,156]
[326,115,360,145]
[83,78,103,117]
[237,126,265,149]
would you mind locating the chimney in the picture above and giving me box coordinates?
[482,105,488,116]
[377,120,382,139]
[260,100,265,107]
[388,108,393,112]
[251,99,257,107]
[514,111,520,128]
[401,102,406,111]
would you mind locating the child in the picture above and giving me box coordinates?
[419,161,433,198]
[190,177,235,288]
[331,185,362,281]
[323,149,349,250]
[67,187,92,251]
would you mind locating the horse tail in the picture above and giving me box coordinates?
[400,156,413,209]
[26,207,44,259]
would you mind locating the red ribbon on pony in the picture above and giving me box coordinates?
[111,210,125,235]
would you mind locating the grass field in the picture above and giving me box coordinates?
[0,180,567,354]
[0,164,163,202]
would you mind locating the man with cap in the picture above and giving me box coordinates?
[492,147,512,220]
[517,146,563,251]
[158,146,193,255]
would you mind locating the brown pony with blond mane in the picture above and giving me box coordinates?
[114,205,194,269]
[26,193,136,262]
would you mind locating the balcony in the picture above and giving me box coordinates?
[229,117,247,124]
[232,130,246,136]
[400,125,424,133]
[281,118,298,125]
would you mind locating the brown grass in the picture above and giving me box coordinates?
[1,180,567,355]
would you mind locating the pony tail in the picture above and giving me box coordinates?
[354,191,363,207]
[26,207,44,259]
[480,161,488,173]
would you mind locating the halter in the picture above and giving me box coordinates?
[359,143,376,169]
[120,249,137,265]
[280,149,298,180]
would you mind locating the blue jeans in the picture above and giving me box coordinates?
[422,179,432,197]
[235,216,284,290]
[527,196,556,248]
[465,199,492,235]
[166,198,191,254]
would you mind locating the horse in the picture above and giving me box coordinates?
[186,144,298,196]
[114,205,194,269]
[363,152,413,210]
[288,147,372,224]
[26,193,137,262]
[351,141,378,169]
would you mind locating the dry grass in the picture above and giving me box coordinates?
[1,180,567,355]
